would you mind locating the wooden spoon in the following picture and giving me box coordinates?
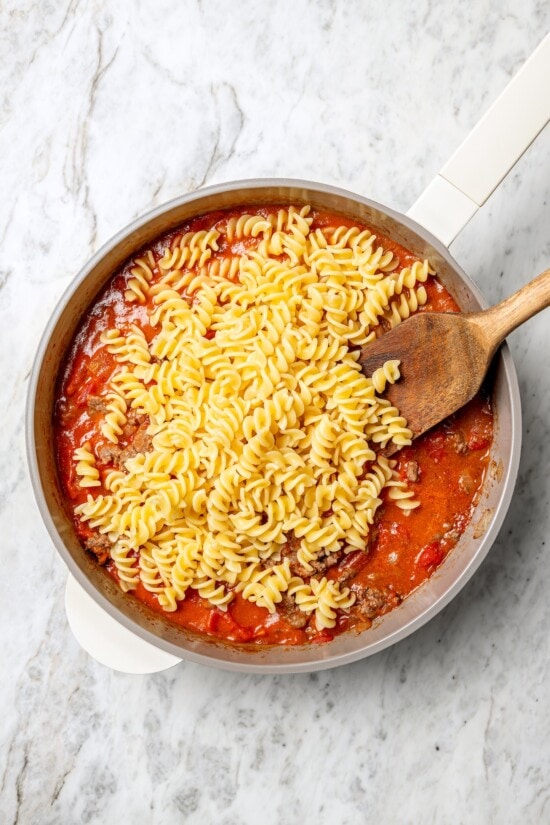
[358,269,550,440]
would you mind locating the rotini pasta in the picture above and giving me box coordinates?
[100,392,128,443]
[124,251,157,304]
[73,442,101,488]
[59,203,463,646]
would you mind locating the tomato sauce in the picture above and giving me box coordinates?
[55,207,493,646]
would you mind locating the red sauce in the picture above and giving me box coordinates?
[55,206,493,647]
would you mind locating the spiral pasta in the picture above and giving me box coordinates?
[371,360,401,395]
[111,540,140,592]
[100,393,128,444]
[310,577,356,630]
[124,251,157,304]
[72,205,429,630]
[224,214,272,242]
[241,559,293,612]
[73,442,101,487]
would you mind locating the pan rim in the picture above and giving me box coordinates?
[25,178,522,673]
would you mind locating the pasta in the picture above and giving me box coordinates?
[56,203,495,645]
[100,393,128,443]
[124,251,156,304]
[71,206,426,620]
[73,442,101,487]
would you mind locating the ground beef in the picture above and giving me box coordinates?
[126,409,144,426]
[116,444,141,466]
[121,409,146,439]
[116,425,153,465]
[337,565,359,588]
[280,540,342,578]
[379,443,399,458]
[96,421,152,468]
[133,426,153,452]
[85,533,112,565]
[87,395,109,415]
[404,460,420,482]
[96,442,123,465]
[350,584,389,619]
[308,551,341,575]
[278,593,308,628]
[449,429,468,455]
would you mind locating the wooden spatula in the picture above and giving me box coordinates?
[358,269,550,440]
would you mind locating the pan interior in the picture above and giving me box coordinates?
[27,181,520,672]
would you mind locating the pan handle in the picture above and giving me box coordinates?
[407,32,550,247]
[65,574,182,673]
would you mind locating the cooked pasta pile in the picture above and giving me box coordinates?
[74,206,433,631]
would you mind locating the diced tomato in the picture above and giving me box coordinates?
[310,629,335,644]
[205,609,256,642]
[87,357,111,379]
[73,378,98,407]
[207,611,220,632]
[396,448,414,480]
[417,542,444,570]
[76,522,95,541]
[226,625,254,643]
[466,432,491,451]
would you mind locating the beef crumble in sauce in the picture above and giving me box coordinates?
[55,208,493,646]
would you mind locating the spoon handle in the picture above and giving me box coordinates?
[471,268,550,353]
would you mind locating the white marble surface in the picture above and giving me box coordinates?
[1,1,550,822]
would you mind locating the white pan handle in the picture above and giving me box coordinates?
[407,32,550,247]
[65,574,182,673]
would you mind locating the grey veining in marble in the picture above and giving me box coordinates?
[1,1,550,823]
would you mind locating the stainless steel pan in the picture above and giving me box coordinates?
[26,36,549,673]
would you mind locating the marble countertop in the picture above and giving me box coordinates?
[2,1,549,822]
